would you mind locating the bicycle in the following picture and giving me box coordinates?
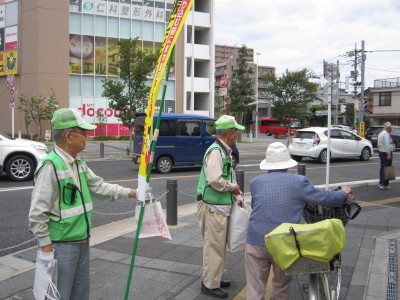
[285,254,342,300]
[292,190,360,300]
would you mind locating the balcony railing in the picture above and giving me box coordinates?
[374,77,400,88]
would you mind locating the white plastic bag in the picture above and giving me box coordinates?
[227,201,252,252]
[135,201,172,240]
[33,251,59,300]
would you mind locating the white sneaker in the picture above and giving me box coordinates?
[380,185,392,190]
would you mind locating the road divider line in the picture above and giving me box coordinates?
[360,197,400,207]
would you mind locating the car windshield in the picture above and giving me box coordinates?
[366,127,383,135]
[0,133,12,140]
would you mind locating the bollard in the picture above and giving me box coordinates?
[100,142,105,158]
[297,164,306,176]
[166,180,177,225]
[235,169,245,193]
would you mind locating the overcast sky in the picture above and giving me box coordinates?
[214,0,400,90]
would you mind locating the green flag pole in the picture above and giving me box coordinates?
[124,48,174,300]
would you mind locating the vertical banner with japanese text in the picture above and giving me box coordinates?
[137,0,193,200]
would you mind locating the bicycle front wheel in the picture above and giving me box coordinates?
[308,257,342,300]
[326,256,342,300]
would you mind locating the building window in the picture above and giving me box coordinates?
[379,92,391,106]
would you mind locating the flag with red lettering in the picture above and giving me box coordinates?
[137,0,194,200]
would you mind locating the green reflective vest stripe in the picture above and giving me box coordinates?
[196,142,234,205]
[37,150,93,242]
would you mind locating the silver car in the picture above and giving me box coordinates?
[288,127,373,163]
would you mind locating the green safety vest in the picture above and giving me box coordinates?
[196,142,234,205]
[36,150,93,242]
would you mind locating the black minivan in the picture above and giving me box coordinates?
[365,125,400,150]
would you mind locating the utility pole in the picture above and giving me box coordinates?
[359,40,366,123]
[335,60,339,125]
[255,52,261,139]
[353,43,358,129]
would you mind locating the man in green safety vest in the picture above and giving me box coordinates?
[196,115,244,298]
[29,108,140,300]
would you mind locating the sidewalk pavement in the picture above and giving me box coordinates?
[1,179,400,299]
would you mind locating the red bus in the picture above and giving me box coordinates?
[260,118,301,136]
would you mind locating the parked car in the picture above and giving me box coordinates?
[132,114,240,173]
[365,125,400,150]
[288,127,373,163]
[0,133,48,181]
[332,125,353,132]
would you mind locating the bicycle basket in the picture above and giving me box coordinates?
[303,204,349,226]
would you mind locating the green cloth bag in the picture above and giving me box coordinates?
[264,219,345,270]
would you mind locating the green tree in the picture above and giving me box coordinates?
[228,45,254,124]
[42,89,59,132]
[102,38,158,152]
[308,104,328,126]
[96,110,107,136]
[265,69,319,135]
[17,90,59,138]
[214,88,225,118]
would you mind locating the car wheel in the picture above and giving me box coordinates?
[5,155,35,181]
[318,149,327,164]
[360,147,371,161]
[291,155,303,162]
[156,156,173,174]
[266,131,271,136]
[232,154,238,169]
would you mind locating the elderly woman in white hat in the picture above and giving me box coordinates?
[245,142,352,300]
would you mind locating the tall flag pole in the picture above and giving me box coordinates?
[124,1,194,299]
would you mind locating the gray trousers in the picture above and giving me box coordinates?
[245,243,292,300]
[53,241,90,300]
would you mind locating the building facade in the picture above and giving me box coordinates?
[214,50,275,126]
[0,0,214,137]
[368,77,400,126]
[214,44,253,65]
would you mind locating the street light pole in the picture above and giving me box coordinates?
[255,52,261,139]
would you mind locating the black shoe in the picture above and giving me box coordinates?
[201,282,228,298]
[220,280,231,288]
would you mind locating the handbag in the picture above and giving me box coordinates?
[33,253,59,300]
[384,165,396,180]
[135,200,172,240]
[265,219,345,270]
[226,201,252,252]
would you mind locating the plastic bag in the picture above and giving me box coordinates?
[33,252,59,300]
[135,200,172,240]
[226,201,252,252]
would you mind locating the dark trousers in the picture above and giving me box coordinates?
[379,151,392,187]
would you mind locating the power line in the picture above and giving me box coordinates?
[366,50,400,53]
[366,67,400,73]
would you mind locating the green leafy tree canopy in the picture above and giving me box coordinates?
[102,38,158,131]
[17,89,58,137]
[228,45,254,124]
[265,69,319,130]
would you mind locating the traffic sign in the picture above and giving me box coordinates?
[220,75,227,88]
[323,62,340,81]
[9,87,15,104]
[316,110,328,116]
[219,87,227,96]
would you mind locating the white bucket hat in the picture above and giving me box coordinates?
[260,142,298,170]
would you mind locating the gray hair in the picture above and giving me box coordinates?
[53,127,79,144]
[384,122,392,129]
[216,129,229,137]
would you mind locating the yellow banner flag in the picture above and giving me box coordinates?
[137,0,194,199]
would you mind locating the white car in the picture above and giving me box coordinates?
[0,133,48,181]
[288,127,373,163]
